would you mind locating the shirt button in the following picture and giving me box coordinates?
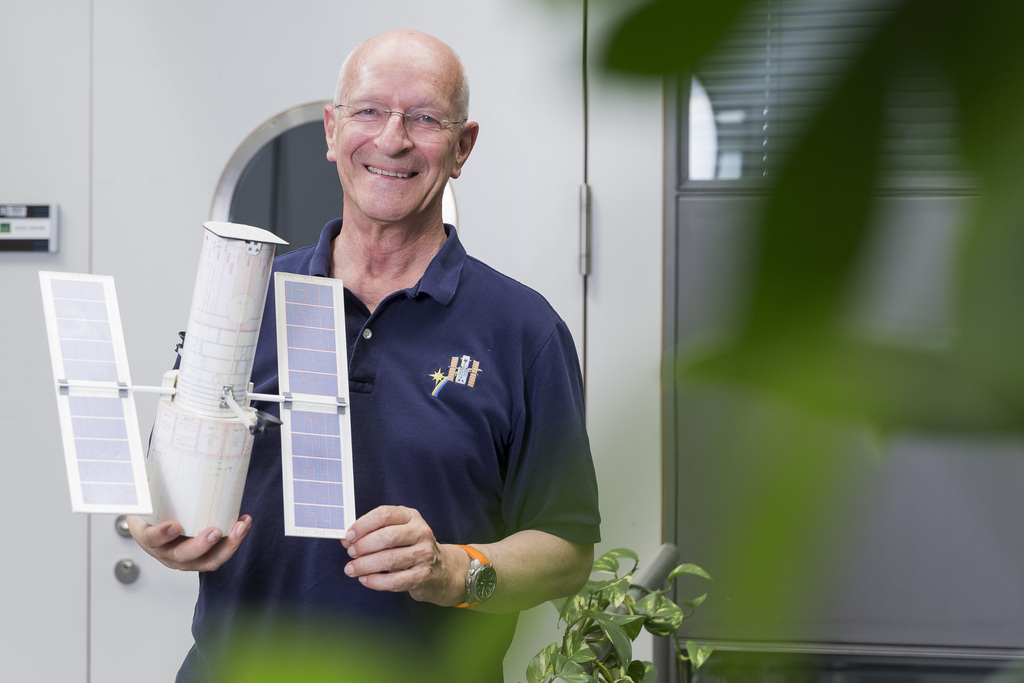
[361,328,373,340]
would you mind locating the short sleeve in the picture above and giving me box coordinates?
[501,320,601,543]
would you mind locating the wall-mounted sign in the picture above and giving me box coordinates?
[0,204,59,253]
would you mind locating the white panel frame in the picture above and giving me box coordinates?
[275,272,356,538]
[39,271,152,515]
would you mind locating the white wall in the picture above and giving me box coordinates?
[584,0,668,666]
[0,0,666,680]
[0,2,91,680]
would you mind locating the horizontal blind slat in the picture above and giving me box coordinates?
[688,0,965,182]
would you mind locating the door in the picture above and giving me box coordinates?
[662,0,1024,676]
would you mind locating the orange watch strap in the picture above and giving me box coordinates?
[457,544,491,565]
[455,544,492,608]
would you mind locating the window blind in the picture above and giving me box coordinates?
[687,0,965,183]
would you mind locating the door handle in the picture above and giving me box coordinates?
[114,558,140,584]
[115,515,132,538]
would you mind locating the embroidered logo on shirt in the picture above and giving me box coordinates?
[430,355,482,397]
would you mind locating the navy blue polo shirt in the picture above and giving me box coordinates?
[179,220,600,682]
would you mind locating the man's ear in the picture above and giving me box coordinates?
[324,104,338,163]
[449,121,479,180]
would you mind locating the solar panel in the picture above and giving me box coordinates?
[39,272,152,514]
[275,273,355,538]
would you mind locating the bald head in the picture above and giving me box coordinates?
[333,30,470,120]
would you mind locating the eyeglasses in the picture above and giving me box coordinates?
[335,102,467,140]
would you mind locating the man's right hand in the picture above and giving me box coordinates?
[127,515,252,572]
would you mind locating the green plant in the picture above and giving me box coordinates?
[525,548,713,683]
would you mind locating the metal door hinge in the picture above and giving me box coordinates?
[579,183,591,277]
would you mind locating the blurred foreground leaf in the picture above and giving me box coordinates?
[601,0,1024,434]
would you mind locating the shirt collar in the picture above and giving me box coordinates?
[308,219,465,306]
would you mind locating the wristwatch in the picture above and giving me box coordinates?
[455,544,497,608]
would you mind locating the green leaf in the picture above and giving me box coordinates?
[667,563,712,582]
[558,593,587,628]
[568,647,598,666]
[586,611,645,667]
[679,593,707,611]
[565,629,585,655]
[588,576,628,595]
[552,653,592,683]
[552,674,595,683]
[592,548,639,575]
[685,642,715,669]
[626,660,657,683]
[631,590,663,617]
[527,547,713,683]
[602,576,632,609]
[564,631,597,665]
[527,642,559,683]
[588,610,646,641]
[603,0,750,76]
[634,592,685,637]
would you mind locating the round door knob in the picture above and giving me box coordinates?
[114,515,132,538]
[114,558,140,584]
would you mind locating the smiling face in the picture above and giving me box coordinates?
[324,31,478,234]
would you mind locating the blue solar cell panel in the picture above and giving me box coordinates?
[53,281,118,382]
[292,409,340,436]
[285,279,334,306]
[292,456,343,482]
[276,273,354,537]
[293,480,347,506]
[287,348,338,374]
[51,278,104,301]
[289,409,345,529]
[284,280,340,398]
[54,298,108,321]
[81,482,138,506]
[293,505,346,530]
[284,300,335,329]
[41,272,151,514]
[291,432,342,460]
[60,339,117,362]
[287,371,339,397]
[74,439,132,461]
[72,415,128,440]
[58,319,113,342]
[69,396,123,418]
[70,396,138,505]
[78,460,135,483]
[62,360,119,383]
[286,325,336,351]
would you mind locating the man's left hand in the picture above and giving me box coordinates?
[341,505,468,606]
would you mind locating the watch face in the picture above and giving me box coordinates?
[474,564,497,602]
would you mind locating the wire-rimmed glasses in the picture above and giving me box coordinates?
[335,102,467,141]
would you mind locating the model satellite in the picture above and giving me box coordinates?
[39,222,356,539]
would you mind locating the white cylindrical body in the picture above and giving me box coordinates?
[144,223,286,535]
[143,397,255,536]
[174,224,279,416]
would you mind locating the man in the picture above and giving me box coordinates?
[129,29,600,682]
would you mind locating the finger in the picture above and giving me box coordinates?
[169,516,253,570]
[344,505,415,545]
[346,522,420,560]
[133,516,252,571]
[138,519,183,549]
[344,544,418,578]
[346,530,444,585]
[351,561,452,604]
[351,565,423,593]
